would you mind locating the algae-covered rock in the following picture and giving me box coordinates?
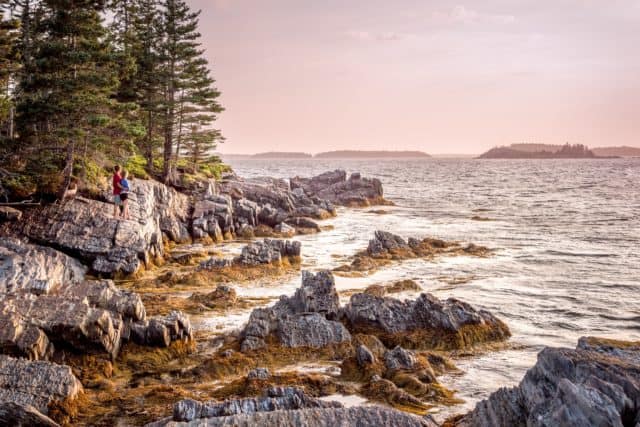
[343,292,510,350]
[455,337,640,427]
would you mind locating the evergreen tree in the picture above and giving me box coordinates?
[0,1,19,139]
[16,0,119,196]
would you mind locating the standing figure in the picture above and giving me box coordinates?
[112,165,122,218]
[119,170,131,220]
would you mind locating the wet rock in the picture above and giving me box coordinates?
[455,337,640,427]
[149,387,436,427]
[0,238,86,295]
[247,368,270,380]
[290,170,386,207]
[0,355,82,420]
[343,292,510,350]
[367,230,410,255]
[356,344,376,366]
[0,206,22,222]
[198,257,233,270]
[10,180,191,276]
[384,346,417,371]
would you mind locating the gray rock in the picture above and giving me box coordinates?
[0,238,86,295]
[235,239,301,266]
[240,271,349,351]
[247,368,270,380]
[290,170,385,207]
[384,346,417,371]
[198,257,233,270]
[286,270,340,318]
[131,311,194,347]
[274,222,295,237]
[0,355,82,417]
[234,198,260,227]
[456,337,640,427]
[286,217,321,233]
[277,313,351,348]
[343,292,510,349]
[367,230,410,256]
[356,344,376,366]
[10,180,191,276]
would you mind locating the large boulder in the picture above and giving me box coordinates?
[343,292,510,350]
[146,387,437,427]
[0,238,86,295]
[191,194,235,240]
[455,337,640,427]
[0,355,82,421]
[11,180,190,276]
[240,271,350,352]
[199,239,301,270]
[290,170,386,207]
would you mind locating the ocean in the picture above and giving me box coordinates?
[200,157,640,418]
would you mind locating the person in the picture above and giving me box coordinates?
[119,170,131,220]
[112,165,122,218]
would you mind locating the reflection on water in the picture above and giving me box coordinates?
[196,158,640,416]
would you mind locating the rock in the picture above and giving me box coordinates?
[274,222,295,237]
[343,292,510,350]
[286,217,321,233]
[234,198,260,227]
[276,313,352,348]
[286,270,340,319]
[235,239,301,266]
[240,271,350,352]
[455,337,640,427]
[192,197,232,241]
[59,279,146,322]
[198,257,233,270]
[189,285,237,310]
[367,230,409,256]
[0,207,22,222]
[148,387,437,427]
[0,355,82,419]
[0,402,59,427]
[131,311,193,347]
[9,180,191,276]
[356,344,376,367]
[0,238,86,295]
[0,294,124,358]
[384,346,417,371]
[247,368,270,380]
[290,170,386,207]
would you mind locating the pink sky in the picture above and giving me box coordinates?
[187,0,640,154]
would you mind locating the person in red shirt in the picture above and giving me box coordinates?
[112,165,122,218]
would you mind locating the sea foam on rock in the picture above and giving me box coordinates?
[454,337,640,427]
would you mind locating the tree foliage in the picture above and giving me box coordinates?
[0,0,224,199]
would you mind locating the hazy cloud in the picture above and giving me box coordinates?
[433,5,516,25]
[345,30,408,42]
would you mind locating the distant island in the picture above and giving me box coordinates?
[479,143,600,159]
[221,150,432,159]
[251,152,313,159]
[592,146,640,157]
[315,150,431,159]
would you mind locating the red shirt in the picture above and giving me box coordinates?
[113,173,122,195]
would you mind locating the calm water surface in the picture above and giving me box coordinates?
[205,158,640,417]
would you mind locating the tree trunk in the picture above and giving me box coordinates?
[59,140,75,199]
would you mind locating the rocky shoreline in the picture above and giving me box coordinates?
[0,169,637,426]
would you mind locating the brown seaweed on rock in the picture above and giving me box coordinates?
[334,230,491,276]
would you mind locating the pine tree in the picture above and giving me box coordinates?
[0,1,19,139]
[16,0,119,196]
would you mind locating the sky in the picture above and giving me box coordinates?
[186,0,640,155]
